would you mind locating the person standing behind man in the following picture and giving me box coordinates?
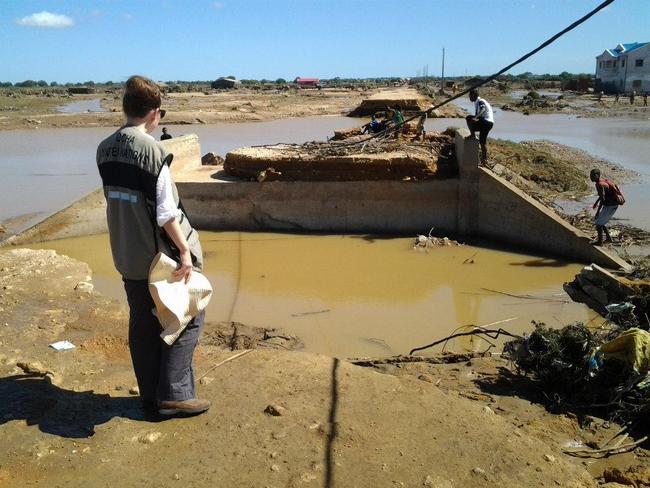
[96,75,210,418]
[465,88,494,165]
[160,126,172,140]
[590,168,621,246]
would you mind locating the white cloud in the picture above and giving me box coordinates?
[16,11,74,28]
[212,2,224,9]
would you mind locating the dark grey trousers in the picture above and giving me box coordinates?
[123,280,205,402]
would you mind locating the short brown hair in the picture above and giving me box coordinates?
[122,75,161,118]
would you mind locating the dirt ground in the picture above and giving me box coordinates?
[0,87,460,132]
[1,248,648,487]
[0,88,364,130]
[475,85,650,118]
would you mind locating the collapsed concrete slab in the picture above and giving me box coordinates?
[347,88,467,118]
[223,136,457,181]
[348,89,429,117]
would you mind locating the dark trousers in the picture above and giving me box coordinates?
[123,280,205,402]
[465,116,493,145]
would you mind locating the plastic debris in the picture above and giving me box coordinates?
[49,340,75,351]
[600,328,650,374]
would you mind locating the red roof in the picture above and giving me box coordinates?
[295,77,320,84]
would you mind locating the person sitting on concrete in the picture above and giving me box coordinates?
[614,92,620,104]
[362,115,386,134]
[630,90,636,105]
[160,127,172,141]
[465,88,494,165]
[644,93,648,107]
[590,168,620,246]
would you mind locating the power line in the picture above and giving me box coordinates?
[333,0,616,147]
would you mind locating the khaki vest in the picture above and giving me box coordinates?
[96,126,203,280]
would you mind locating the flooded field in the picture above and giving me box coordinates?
[28,231,596,358]
[57,98,106,113]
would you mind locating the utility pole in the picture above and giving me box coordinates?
[441,47,445,94]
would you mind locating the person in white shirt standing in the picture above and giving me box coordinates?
[465,88,494,165]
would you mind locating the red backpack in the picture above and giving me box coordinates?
[602,178,625,205]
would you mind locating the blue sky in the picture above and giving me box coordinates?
[1,0,648,83]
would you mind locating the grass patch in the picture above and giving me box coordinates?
[490,139,589,194]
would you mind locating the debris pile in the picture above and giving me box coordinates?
[224,132,457,181]
[504,321,650,431]
[516,93,570,114]
[201,152,225,166]
[413,228,462,248]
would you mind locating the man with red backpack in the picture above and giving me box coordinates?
[590,168,624,246]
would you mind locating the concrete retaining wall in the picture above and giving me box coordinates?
[180,179,459,233]
[161,134,202,175]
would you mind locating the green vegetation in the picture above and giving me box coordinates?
[490,139,589,194]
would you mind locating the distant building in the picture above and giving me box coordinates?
[294,77,321,88]
[211,77,240,89]
[595,42,649,93]
[563,76,593,93]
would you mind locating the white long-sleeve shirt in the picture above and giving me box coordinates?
[155,164,181,227]
[475,97,494,123]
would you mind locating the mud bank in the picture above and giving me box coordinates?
[0,248,632,488]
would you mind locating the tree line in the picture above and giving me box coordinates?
[1,72,594,89]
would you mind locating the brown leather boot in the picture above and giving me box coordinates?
[158,398,211,417]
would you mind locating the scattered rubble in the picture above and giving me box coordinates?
[413,228,462,248]
[602,464,650,487]
[564,210,650,247]
[201,152,224,166]
[201,321,302,351]
[564,263,650,325]
[264,404,287,416]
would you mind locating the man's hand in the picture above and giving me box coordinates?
[172,249,193,284]
[163,218,193,284]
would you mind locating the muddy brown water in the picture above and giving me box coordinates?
[27,232,596,358]
[1,112,649,232]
